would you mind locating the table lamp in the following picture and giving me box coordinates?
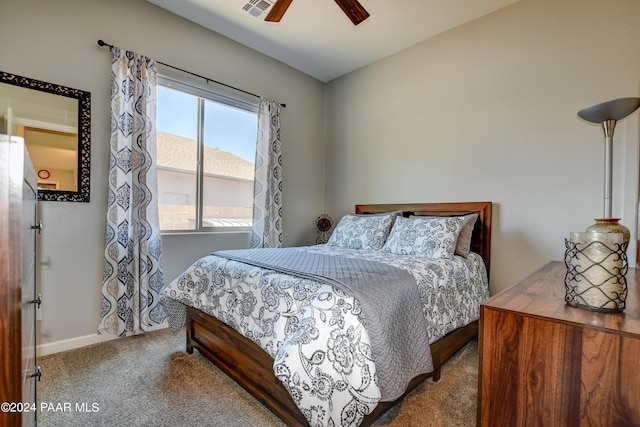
[564,97,640,312]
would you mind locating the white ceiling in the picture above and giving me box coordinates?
[146,0,519,82]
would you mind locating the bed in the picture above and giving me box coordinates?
[160,201,492,427]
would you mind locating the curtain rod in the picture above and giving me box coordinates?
[97,39,286,108]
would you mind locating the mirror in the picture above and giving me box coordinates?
[0,71,91,202]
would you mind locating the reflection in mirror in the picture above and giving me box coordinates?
[23,127,78,191]
[3,84,78,191]
[0,71,91,202]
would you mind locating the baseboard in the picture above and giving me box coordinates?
[37,323,169,356]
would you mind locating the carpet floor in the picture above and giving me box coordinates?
[38,328,478,427]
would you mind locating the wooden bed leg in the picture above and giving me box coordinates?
[186,315,194,354]
[432,367,442,382]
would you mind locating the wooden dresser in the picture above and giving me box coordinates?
[1,135,40,426]
[478,261,640,426]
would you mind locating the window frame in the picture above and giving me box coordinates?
[156,73,259,234]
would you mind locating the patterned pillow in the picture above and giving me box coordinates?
[383,216,465,259]
[327,211,401,250]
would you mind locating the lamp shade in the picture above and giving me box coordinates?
[577,97,640,123]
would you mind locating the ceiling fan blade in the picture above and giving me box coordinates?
[334,0,370,25]
[265,0,294,22]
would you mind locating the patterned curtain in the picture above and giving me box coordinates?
[251,98,283,248]
[99,47,166,336]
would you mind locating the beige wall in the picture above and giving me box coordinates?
[324,0,640,295]
[1,0,325,351]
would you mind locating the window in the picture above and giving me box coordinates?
[156,76,258,232]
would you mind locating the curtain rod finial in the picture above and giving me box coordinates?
[97,39,113,49]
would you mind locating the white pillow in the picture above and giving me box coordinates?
[327,211,401,250]
[383,216,465,259]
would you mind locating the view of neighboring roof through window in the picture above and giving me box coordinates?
[156,79,258,232]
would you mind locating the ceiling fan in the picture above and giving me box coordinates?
[265,0,370,26]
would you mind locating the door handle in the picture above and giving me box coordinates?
[29,293,42,308]
[30,220,43,234]
[30,366,42,381]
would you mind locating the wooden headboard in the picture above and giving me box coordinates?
[355,202,492,276]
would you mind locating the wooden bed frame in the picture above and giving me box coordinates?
[185,201,492,426]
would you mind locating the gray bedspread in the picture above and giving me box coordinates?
[214,247,434,401]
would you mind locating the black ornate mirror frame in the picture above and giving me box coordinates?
[1,71,91,202]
